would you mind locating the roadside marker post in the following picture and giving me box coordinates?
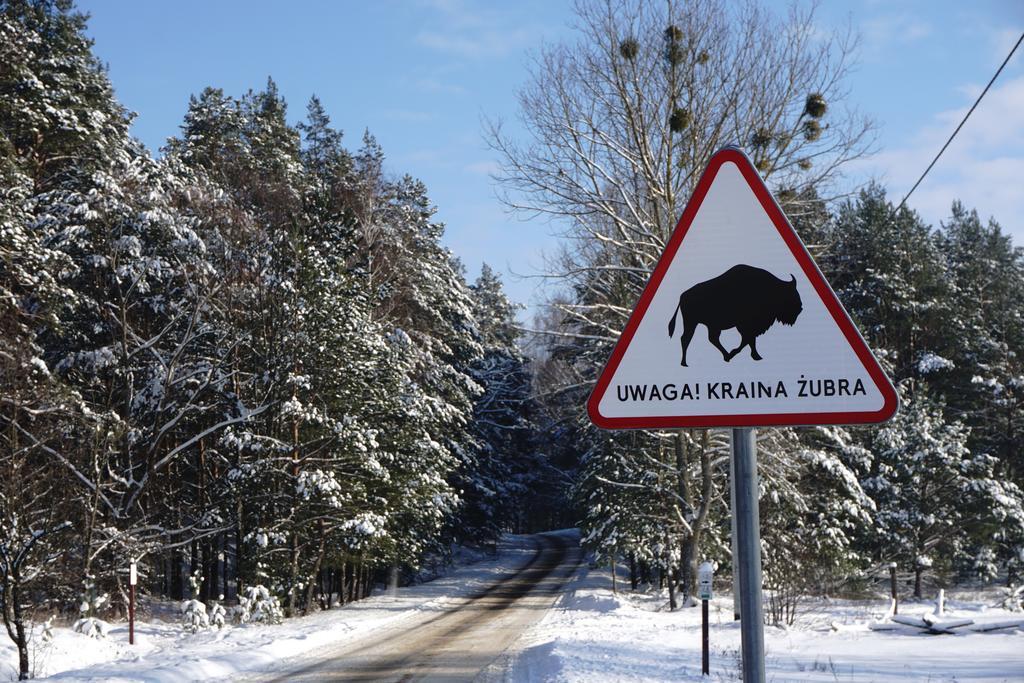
[698,561,714,676]
[587,147,897,683]
[128,559,137,645]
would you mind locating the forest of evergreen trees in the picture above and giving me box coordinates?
[0,2,567,668]
[2,1,1024,678]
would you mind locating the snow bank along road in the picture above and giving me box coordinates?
[255,531,582,682]
[509,565,1024,682]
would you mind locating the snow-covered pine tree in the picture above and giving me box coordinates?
[458,264,543,541]
[819,188,1024,585]
[0,167,78,675]
[821,185,950,381]
[1,2,125,674]
[343,139,483,556]
[862,390,1024,595]
[167,81,325,614]
[758,427,875,622]
[2,0,187,616]
[934,204,1024,581]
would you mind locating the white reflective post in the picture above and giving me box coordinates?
[128,560,137,645]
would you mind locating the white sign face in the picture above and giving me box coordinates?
[129,561,137,586]
[588,148,897,429]
[698,561,714,600]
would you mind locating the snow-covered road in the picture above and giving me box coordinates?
[251,532,582,682]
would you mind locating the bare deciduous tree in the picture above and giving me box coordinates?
[496,0,874,601]
[491,0,872,265]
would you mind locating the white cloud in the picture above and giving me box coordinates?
[383,109,434,123]
[416,27,534,59]
[990,27,1024,65]
[414,0,540,59]
[403,148,445,164]
[910,156,1024,232]
[856,74,1024,240]
[862,12,932,53]
[415,77,466,95]
[465,160,499,176]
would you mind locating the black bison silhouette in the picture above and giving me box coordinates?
[667,264,802,366]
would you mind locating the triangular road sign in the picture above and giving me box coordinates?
[588,147,898,429]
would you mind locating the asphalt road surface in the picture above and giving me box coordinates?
[261,532,581,682]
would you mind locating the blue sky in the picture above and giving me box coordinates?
[78,0,1024,315]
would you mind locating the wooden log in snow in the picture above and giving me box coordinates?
[968,619,1024,633]
[890,613,974,634]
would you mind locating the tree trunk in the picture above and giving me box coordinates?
[221,534,229,601]
[354,559,364,601]
[10,576,30,680]
[286,417,301,617]
[81,442,103,589]
[15,621,29,680]
[680,535,694,603]
[388,563,399,595]
[684,431,716,601]
[303,523,328,613]
[666,532,677,611]
[610,547,617,595]
[676,430,698,602]
[235,499,244,603]
[190,538,199,594]
[170,546,184,600]
[629,553,638,591]
[199,439,210,600]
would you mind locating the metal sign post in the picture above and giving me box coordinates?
[729,454,740,621]
[732,428,765,683]
[128,560,137,645]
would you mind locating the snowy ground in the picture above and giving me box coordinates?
[8,539,1022,682]
[506,565,1024,682]
[1,539,530,682]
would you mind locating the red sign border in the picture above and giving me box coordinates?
[587,147,899,430]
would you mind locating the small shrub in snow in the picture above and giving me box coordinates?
[76,577,108,619]
[74,577,110,638]
[236,585,283,625]
[181,599,209,633]
[1000,584,1023,612]
[41,616,55,643]
[181,569,213,632]
[72,617,109,639]
[210,595,227,629]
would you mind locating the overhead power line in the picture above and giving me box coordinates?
[897,31,1024,212]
